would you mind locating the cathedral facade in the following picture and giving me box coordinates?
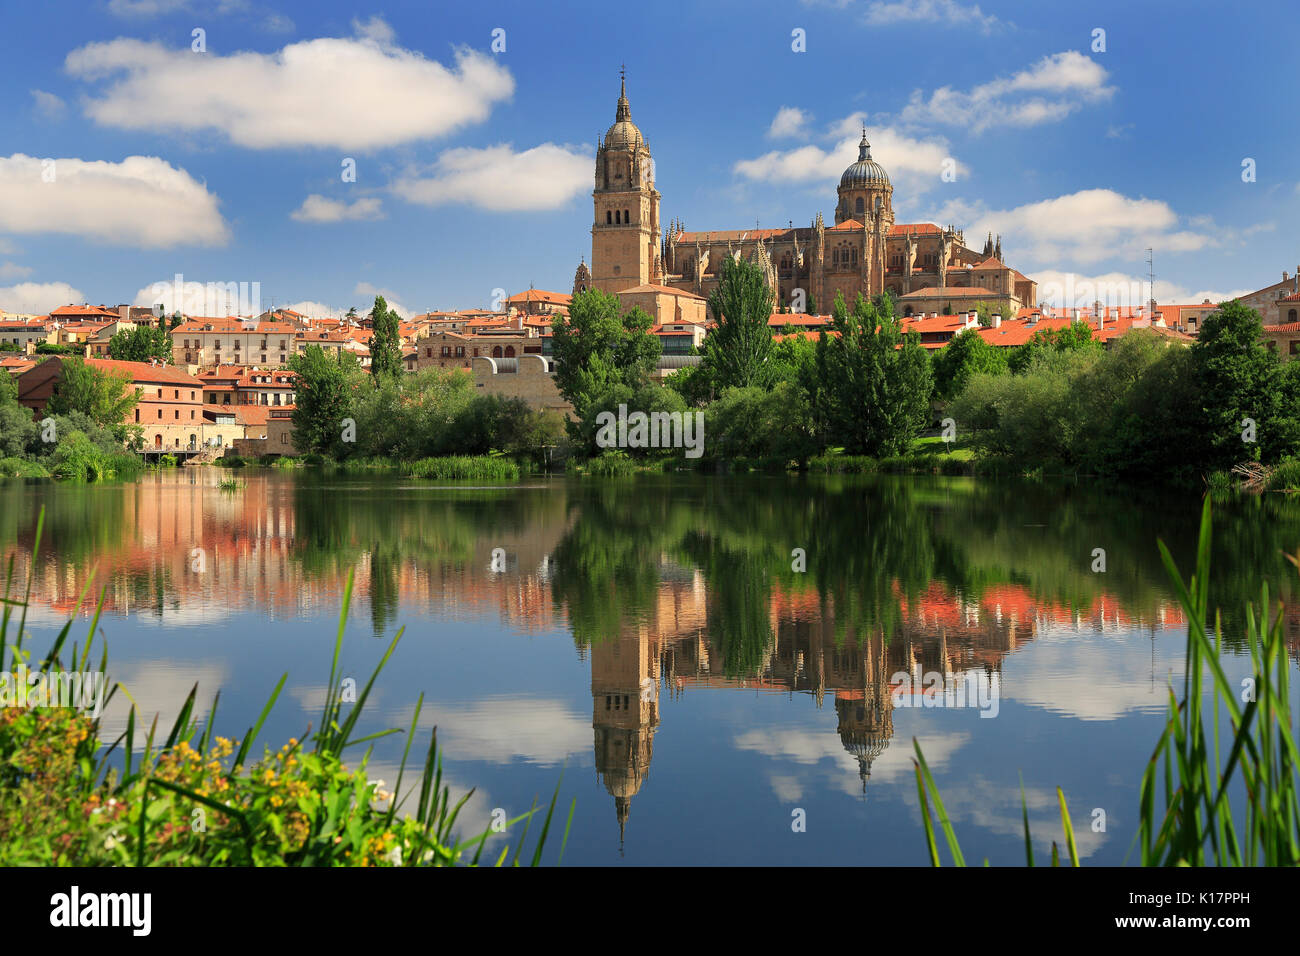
[580,78,1036,317]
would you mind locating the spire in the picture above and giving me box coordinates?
[616,65,630,122]
[858,127,872,161]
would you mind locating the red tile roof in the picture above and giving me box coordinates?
[85,358,202,386]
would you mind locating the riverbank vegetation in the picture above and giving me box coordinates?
[288,341,564,469]
[914,499,1300,866]
[0,513,571,866]
[0,357,145,481]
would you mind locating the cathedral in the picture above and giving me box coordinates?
[577,76,1037,318]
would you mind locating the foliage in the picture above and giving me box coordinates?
[367,295,404,380]
[1007,319,1103,374]
[569,382,691,459]
[288,345,356,456]
[813,291,932,456]
[549,289,660,423]
[108,324,172,365]
[45,358,140,434]
[1193,300,1297,469]
[931,328,1008,401]
[700,255,775,391]
[705,382,817,464]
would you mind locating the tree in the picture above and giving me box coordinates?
[346,306,358,320]
[550,289,660,421]
[108,324,172,364]
[1008,319,1103,373]
[932,328,1008,401]
[814,292,932,455]
[700,256,774,391]
[45,358,140,433]
[289,345,354,455]
[367,295,404,380]
[1192,300,1293,468]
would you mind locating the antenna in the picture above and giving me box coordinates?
[1146,248,1155,315]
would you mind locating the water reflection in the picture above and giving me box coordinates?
[5,471,1300,858]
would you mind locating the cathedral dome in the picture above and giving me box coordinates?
[840,131,890,188]
[604,75,643,149]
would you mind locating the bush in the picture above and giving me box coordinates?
[1267,458,1300,492]
[0,457,51,478]
[158,454,178,468]
[584,450,638,476]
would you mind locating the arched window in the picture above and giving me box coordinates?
[855,197,864,214]
[504,346,515,358]
[624,209,630,223]
[492,346,503,358]
[614,210,620,224]
[606,210,612,224]
[1290,309,1298,323]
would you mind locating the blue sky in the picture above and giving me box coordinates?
[0,0,1296,317]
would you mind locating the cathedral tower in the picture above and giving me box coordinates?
[590,73,661,294]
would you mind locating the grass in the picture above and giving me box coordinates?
[913,497,1300,866]
[325,456,521,480]
[217,477,242,492]
[0,507,573,866]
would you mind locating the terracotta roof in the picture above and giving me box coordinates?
[672,228,792,243]
[972,257,1007,270]
[1263,322,1300,334]
[889,223,944,237]
[173,319,298,334]
[827,219,863,231]
[507,289,572,304]
[85,358,202,386]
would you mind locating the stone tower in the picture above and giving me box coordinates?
[590,73,661,294]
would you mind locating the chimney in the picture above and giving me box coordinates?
[993,314,1002,329]
[965,310,978,328]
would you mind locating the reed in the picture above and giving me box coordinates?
[913,497,1300,866]
[0,507,571,866]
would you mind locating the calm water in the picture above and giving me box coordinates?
[4,470,1299,865]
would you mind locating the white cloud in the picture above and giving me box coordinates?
[900,51,1114,133]
[0,153,229,248]
[0,262,33,280]
[107,0,188,15]
[391,143,591,212]
[864,0,1001,33]
[354,282,410,318]
[66,25,515,151]
[132,277,263,316]
[0,281,85,314]
[736,113,963,198]
[395,697,592,766]
[290,194,384,223]
[282,300,347,318]
[1032,269,1254,310]
[929,189,1209,266]
[768,106,811,139]
[30,89,66,119]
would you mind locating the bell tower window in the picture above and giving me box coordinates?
[855,197,864,214]
[606,210,612,224]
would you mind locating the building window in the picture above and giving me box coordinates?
[624,209,630,223]
[855,197,864,214]
[606,210,612,224]
[504,346,515,358]
[615,210,620,224]
[1290,341,1299,355]
[492,346,502,358]
[157,409,162,419]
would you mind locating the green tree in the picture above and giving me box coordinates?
[932,328,1008,401]
[367,295,404,380]
[108,324,172,364]
[1008,319,1102,373]
[45,358,139,433]
[700,256,775,391]
[288,346,354,455]
[814,292,932,455]
[1192,300,1293,468]
[550,289,660,421]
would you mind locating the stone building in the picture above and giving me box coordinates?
[576,77,1036,320]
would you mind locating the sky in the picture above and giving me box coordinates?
[0,0,1296,318]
